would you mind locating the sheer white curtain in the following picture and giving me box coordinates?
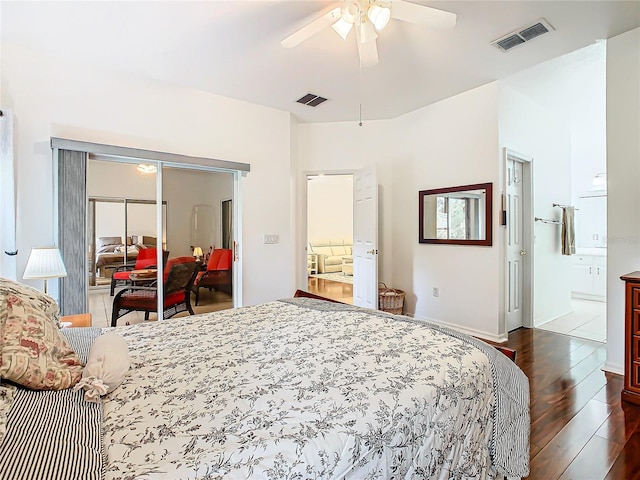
[0,108,17,280]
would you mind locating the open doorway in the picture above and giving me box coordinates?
[537,190,607,342]
[306,174,354,303]
[500,41,607,344]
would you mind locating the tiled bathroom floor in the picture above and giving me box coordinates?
[537,298,607,343]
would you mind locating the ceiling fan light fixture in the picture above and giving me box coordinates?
[332,18,354,40]
[137,164,157,174]
[367,4,391,31]
[340,2,360,24]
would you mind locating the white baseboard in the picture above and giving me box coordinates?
[602,361,623,376]
[571,292,606,302]
[410,313,508,344]
[534,308,573,328]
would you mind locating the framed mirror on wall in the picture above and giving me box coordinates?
[419,182,493,246]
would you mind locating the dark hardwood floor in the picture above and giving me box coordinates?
[504,328,640,480]
[306,279,640,478]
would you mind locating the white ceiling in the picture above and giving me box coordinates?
[2,1,639,123]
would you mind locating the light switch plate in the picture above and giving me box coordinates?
[264,234,279,244]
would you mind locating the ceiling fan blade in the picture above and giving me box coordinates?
[281,4,342,48]
[391,0,457,29]
[356,26,379,67]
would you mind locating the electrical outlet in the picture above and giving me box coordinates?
[263,234,279,244]
[432,287,439,297]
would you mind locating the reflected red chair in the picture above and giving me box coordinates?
[111,256,199,327]
[192,249,232,305]
[110,248,169,296]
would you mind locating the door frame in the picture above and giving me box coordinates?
[299,169,357,291]
[501,147,534,334]
[53,137,247,313]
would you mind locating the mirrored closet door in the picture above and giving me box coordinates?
[55,138,245,324]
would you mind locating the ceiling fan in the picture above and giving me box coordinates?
[281,0,457,67]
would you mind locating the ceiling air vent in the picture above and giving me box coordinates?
[492,18,554,52]
[296,93,328,107]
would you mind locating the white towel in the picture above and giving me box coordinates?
[561,207,576,255]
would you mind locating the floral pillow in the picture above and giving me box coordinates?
[0,278,82,390]
[0,277,61,327]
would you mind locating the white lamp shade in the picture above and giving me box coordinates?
[367,5,391,30]
[193,247,203,257]
[332,18,354,40]
[23,247,67,280]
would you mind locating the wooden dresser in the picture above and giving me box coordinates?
[622,271,640,405]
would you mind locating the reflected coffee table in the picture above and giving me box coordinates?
[129,269,158,286]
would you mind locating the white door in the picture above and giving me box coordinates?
[506,159,525,331]
[353,167,378,309]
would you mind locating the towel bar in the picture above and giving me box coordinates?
[553,203,579,210]
[535,217,562,225]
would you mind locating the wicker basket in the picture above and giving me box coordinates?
[378,282,405,315]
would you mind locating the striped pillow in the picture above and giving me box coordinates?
[0,383,15,447]
[0,281,82,390]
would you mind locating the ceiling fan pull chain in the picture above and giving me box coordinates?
[359,57,363,127]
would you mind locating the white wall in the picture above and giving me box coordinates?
[163,168,233,257]
[307,175,353,243]
[299,83,505,341]
[393,84,502,340]
[88,160,156,200]
[297,119,397,287]
[1,42,295,305]
[569,44,607,203]
[88,160,156,247]
[605,27,640,374]
[498,85,573,326]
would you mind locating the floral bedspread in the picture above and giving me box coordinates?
[103,299,529,479]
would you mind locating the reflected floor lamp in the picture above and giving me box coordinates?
[23,246,67,294]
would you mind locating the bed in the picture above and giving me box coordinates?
[93,236,158,279]
[0,295,530,479]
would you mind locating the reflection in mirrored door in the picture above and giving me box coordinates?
[221,199,232,250]
[163,166,234,316]
[56,139,246,326]
[86,159,160,327]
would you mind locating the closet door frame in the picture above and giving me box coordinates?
[53,137,248,315]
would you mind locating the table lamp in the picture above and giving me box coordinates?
[193,246,203,262]
[23,246,67,294]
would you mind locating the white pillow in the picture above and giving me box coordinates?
[74,332,130,403]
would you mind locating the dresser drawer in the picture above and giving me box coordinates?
[633,310,640,335]
[632,362,640,390]
[634,336,640,362]
[633,286,640,309]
